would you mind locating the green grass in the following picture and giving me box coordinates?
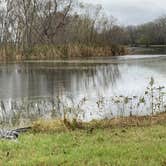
[0,125,166,165]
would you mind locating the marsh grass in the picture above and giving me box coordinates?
[0,44,127,61]
[26,44,127,59]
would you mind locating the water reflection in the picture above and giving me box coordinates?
[0,63,121,99]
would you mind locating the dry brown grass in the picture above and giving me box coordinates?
[32,119,68,133]
[88,113,166,129]
[0,44,128,61]
[31,112,166,133]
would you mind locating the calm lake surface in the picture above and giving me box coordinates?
[0,55,166,126]
[1,55,166,99]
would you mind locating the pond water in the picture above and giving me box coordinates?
[0,55,166,126]
[1,55,166,99]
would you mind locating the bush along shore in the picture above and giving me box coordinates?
[0,44,127,62]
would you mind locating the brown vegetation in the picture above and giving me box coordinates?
[0,44,127,61]
[0,0,128,61]
[32,112,166,133]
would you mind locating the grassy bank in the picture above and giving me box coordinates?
[0,125,166,165]
[0,44,127,61]
[1,113,166,165]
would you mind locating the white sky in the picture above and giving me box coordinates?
[83,0,166,25]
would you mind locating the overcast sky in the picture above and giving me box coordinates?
[83,0,166,25]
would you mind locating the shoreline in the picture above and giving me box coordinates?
[0,54,165,65]
[1,113,166,165]
[31,112,166,133]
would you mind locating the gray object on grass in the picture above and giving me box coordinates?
[0,127,31,140]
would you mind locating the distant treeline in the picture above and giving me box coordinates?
[0,0,127,60]
[113,16,166,47]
